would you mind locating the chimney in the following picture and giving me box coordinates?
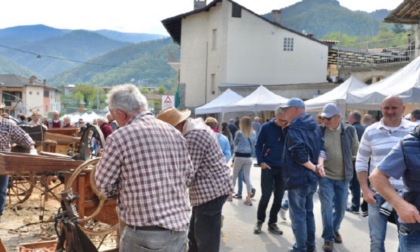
[194,0,206,10]
[272,9,281,25]
[29,75,37,85]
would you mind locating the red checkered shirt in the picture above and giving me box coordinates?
[183,120,233,206]
[0,118,35,151]
[95,112,194,231]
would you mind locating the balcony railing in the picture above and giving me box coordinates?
[329,37,416,68]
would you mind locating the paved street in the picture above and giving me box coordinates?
[220,162,399,252]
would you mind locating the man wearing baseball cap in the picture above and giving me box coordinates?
[318,103,359,252]
[281,97,326,252]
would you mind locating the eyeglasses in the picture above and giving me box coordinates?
[322,117,334,121]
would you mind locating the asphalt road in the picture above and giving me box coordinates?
[220,162,399,252]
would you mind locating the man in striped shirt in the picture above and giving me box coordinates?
[356,95,416,252]
[95,84,194,252]
[157,107,232,252]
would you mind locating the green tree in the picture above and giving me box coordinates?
[70,84,107,110]
[392,24,406,34]
[157,85,167,95]
[140,88,150,94]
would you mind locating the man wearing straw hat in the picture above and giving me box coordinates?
[0,102,36,222]
[157,107,232,252]
[95,84,194,252]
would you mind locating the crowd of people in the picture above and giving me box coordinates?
[3,83,420,252]
[1,110,119,139]
[91,85,420,252]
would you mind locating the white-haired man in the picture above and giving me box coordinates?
[95,84,194,252]
[47,110,62,128]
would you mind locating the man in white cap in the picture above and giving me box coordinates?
[157,107,232,252]
[95,84,194,252]
[318,103,359,252]
[281,97,326,252]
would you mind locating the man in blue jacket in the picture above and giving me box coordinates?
[254,106,288,235]
[281,98,325,252]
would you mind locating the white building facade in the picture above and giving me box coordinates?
[163,0,329,108]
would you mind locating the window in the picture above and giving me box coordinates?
[212,29,217,51]
[283,37,294,51]
[44,91,49,97]
[29,91,32,95]
[232,3,242,18]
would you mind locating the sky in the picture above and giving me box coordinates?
[0,0,403,36]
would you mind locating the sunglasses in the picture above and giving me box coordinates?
[322,117,334,121]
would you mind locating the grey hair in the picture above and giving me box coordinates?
[274,106,284,115]
[411,109,420,120]
[350,111,362,122]
[96,116,107,124]
[106,84,148,114]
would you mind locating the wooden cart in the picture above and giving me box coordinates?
[2,125,118,251]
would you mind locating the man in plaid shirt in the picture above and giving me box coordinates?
[157,107,232,252]
[0,105,36,221]
[95,84,194,252]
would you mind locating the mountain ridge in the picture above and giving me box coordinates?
[0,0,396,87]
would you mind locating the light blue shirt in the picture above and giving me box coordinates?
[377,142,406,179]
[215,132,231,162]
[234,130,256,155]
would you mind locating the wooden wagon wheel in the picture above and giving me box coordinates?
[7,173,36,207]
[76,124,106,161]
[64,158,119,237]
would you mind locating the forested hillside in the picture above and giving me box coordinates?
[263,0,389,38]
[51,38,179,88]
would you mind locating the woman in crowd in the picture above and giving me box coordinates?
[231,116,256,206]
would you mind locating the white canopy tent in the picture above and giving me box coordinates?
[348,56,420,106]
[304,76,368,115]
[81,111,100,123]
[222,85,289,113]
[195,88,243,114]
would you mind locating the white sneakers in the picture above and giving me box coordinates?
[280,207,287,221]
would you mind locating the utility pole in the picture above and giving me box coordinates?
[96,85,100,110]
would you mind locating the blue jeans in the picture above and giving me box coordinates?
[368,193,400,252]
[399,226,420,252]
[236,168,244,195]
[349,162,361,211]
[318,177,349,242]
[189,195,228,252]
[120,226,188,252]
[288,180,318,252]
[257,168,285,224]
[0,175,8,216]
